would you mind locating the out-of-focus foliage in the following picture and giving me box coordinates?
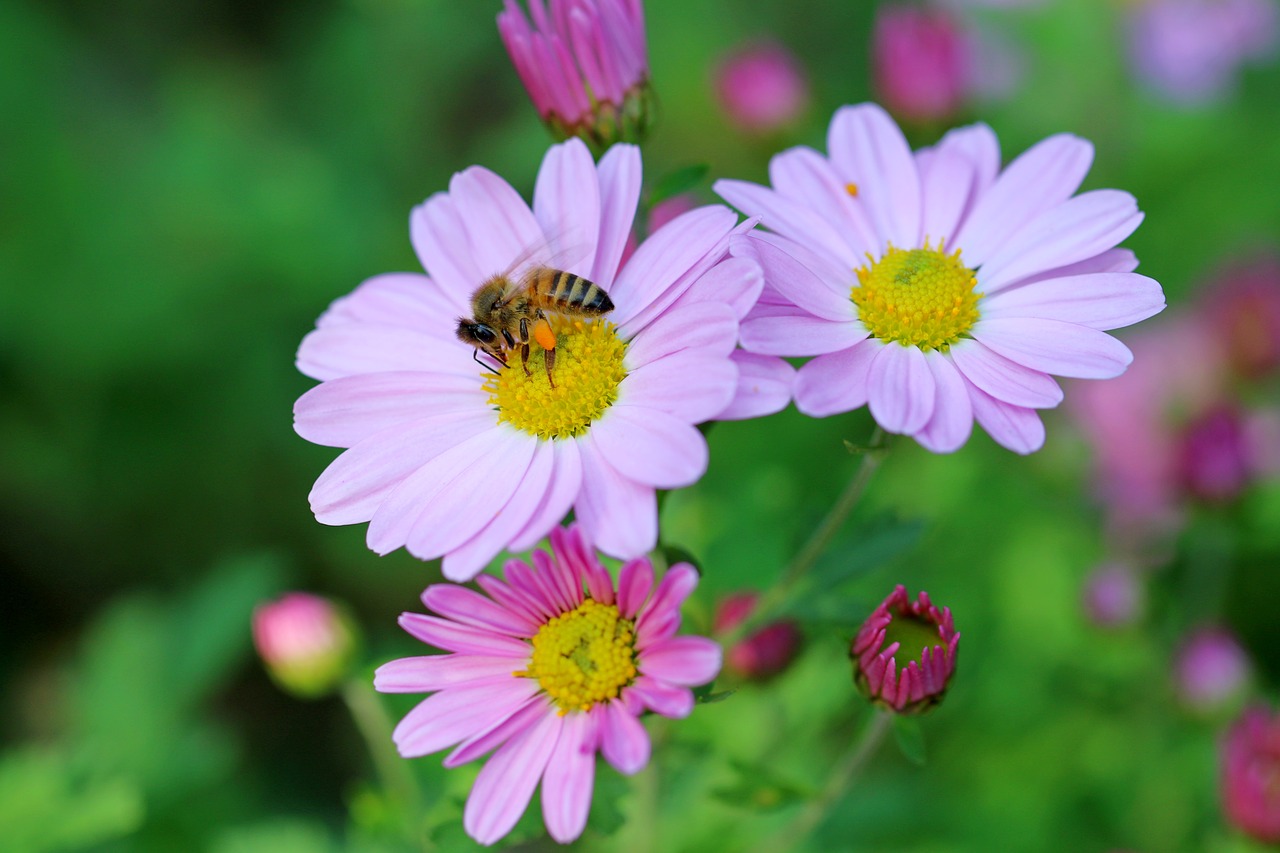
[3,0,1280,850]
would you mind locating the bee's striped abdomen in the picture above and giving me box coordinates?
[532,269,615,315]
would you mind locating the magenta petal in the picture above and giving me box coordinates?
[541,712,597,844]
[794,339,880,417]
[509,439,583,552]
[591,406,708,489]
[294,371,485,448]
[826,103,922,249]
[955,133,1094,266]
[445,695,548,769]
[949,339,1063,409]
[422,585,539,636]
[599,699,650,775]
[868,344,936,434]
[398,613,530,657]
[915,352,973,454]
[973,318,1134,379]
[965,378,1046,454]
[639,636,722,686]
[592,144,642,285]
[533,138,601,276]
[374,655,522,693]
[980,272,1166,331]
[627,676,695,718]
[393,678,539,758]
[308,409,493,525]
[464,709,562,846]
[638,563,700,627]
[718,351,795,420]
[574,434,657,559]
[616,558,655,620]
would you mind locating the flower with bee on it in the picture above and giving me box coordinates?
[294,138,794,581]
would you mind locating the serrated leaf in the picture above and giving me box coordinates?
[892,716,927,766]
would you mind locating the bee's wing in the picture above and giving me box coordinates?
[492,226,595,286]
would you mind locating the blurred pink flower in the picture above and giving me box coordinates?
[714,41,810,134]
[498,0,652,148]
[1081,562,1145,628]
[714,592,803,680]
[1127,0,1280,104]
[1175,627,1250,713]
[252,593,357,698]
[374,525,720,845]
[295,139,791,580]
[1177,404,1253,502]
[1206,251,1280,380]
[850,585,959,714]
[717,103,1164,454]
[872,5,970,124]
[1222,705,1280,843]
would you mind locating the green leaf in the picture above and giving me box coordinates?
[647,164,709,208]
[891,716,927,767]
[210,819,337,853]
[711,759,811,812]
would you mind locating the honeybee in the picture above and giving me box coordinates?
[456,265,615,387]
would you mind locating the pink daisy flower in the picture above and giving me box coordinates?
[715,102,1166,453]
[374,525,721,846]
[295,138,788,580]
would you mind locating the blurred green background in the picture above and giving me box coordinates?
[3,0,1280,850]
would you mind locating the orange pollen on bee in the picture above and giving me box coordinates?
[514,598,638,714]
[850,241,982,351]
[483,319,628,440]
[533,317,558,351]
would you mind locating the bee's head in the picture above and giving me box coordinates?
[456,318,499,350]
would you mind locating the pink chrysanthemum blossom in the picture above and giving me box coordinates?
[850,585,959,714]
[498,0,652,150]
[295,138,789,580]
[716,102,1166,454]
[1222,705,1280,843]
[374,525,721,846]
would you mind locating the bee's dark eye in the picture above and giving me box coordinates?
[473,326,497,344]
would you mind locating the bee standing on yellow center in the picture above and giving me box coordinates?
[456,265,616,388]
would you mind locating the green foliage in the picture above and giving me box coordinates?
[0,750,143,853]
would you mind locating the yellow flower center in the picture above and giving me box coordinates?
[518,598,639,714]
[483,319,628,440]
[851,243,982,351]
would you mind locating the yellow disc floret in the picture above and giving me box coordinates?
[851,242,982,351]
[517,598,639,714]
[484,319,628,440]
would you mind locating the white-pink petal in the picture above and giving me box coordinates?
[826,103,922,250]
[450,166,546,280]
[591,406,708,489]
[717,351,795,420]
[591,144,642,285]
[965,378,1046,455]
[867,344,936,434]
[509,439,582,552]
[767,145,878,260]
[714,178,857,267]
[410,193,485,297]
[618,352,738,422]
[293,371,484,448]
[794,339,881,417]
[745,232,858,322]
[533,138,601,277]
[949,339,1063,409]
[575,434,657,559]
[623,302,738,368]
[973,318,1134,379]
[980,272,1166,331]
[914,352,973,454]
[739,313,868,357]
[296,324,469,382]
[668,255,763,321]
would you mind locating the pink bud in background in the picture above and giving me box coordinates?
[714,41,809,134]
[1177,405,1253,503]
[1175,628,1251,714]
[872,5,969,124]
[715,592,802,680]
[850,586,959,714]
[252,593,357,699]
[1222,706,1280,842]
[1082,563,1144,629]
[1206,252,1280,380]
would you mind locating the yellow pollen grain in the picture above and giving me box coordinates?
[515,599,639,714]
[845,182,859,197]
[483,319,628,440]
[850,242,982,351]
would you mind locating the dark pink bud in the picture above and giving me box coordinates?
[1177,405,1252,503]
[1222,705,1280,843]
[850,585,959,714]
[872,5,969,124]
[714,41,809,134]
[715,592,802,680]
[1206,253,1280,379]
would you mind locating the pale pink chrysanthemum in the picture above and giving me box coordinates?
[498,0,652,149]
[716,102,1166,454]
[295,138,790,580]
[374,525,721,846]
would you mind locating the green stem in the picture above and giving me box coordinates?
[749,710,893,853]
[341,679,425,841]
[725,427,887,644]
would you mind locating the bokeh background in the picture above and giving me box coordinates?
[3,0,1280,850]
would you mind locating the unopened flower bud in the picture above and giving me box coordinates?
[1177,405,1253,503]
[714,41,809,134]
[714,592,802,680]
[850,585,959,714]
[252,593,358,699]
[1221,705,1280,843]
[1175,627,1251,715]
[872,5,969,125]
[498,0,653,152]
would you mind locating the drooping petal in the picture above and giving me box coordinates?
[794,339,881,417]
[541,711,597,844]
[464,710,562,845]
[965,377,1046,455]
[867,343,936,434]
[972,318,1134,379]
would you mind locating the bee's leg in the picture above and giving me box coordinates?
[543,345,556,389]
[473,348,502,375]
[533,313,558,389]
[520,342,533,377]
